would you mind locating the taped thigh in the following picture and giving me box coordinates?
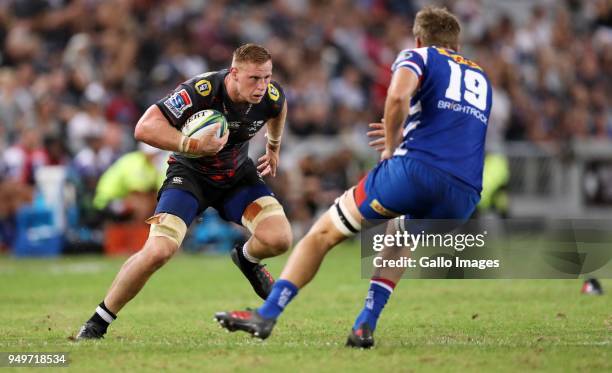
[329,188,362,237]
[145,213,188,247]
[241,196,286,234]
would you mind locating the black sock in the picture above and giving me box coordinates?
[88,301,117,332]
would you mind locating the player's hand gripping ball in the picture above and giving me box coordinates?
[180,109,229,158]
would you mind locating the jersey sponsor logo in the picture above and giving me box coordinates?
[164,89,192,118]
[437,100,488,124]
[435,48,483,70]
[267,83,280,101]
[195,79,212,96]
[172,176,183,185]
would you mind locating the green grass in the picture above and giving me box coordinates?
[0,243,610,372]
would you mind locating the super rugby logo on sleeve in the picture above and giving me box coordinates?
[164,89,193,118]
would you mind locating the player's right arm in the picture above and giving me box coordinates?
[381,64,419,160]
[369,49,423,159]
[134,105,185,151]
[134,105,227,157]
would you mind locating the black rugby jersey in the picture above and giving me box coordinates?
[156,69,285,186]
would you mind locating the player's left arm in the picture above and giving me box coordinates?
[258,100,287,177]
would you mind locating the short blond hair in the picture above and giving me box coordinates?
[232,43,272,65]
[413,7,461,50]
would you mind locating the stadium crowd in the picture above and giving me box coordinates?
[0,0,610,250]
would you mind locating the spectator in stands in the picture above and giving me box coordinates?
[3,127,47,186]
[0,0,609,242]
[92,143,166,224]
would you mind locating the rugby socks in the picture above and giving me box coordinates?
[352,277,395,332]
[242,241,260,264]
[88,301,117,333]
[257,279,298,320]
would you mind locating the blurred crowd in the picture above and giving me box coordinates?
[0,0,610,248]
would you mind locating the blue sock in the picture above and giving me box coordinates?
[257,279,299,320]
[352,278,395,331]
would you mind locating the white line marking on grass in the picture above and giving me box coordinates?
[48,262,108,274]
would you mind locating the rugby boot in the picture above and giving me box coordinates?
[75,321,106,340]
[214,308,276,340]
[346,323,375,349]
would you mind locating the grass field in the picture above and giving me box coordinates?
[1,242,610,372]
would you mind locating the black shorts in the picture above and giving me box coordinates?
[156,159,274,225]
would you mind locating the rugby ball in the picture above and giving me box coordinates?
[180,109,229,158]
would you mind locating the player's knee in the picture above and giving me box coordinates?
[306,223,342,252]
[255,227,292,256]
[243,197,290,255]
[144,238,178,269]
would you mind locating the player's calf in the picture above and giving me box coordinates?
[76,213,186,340]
